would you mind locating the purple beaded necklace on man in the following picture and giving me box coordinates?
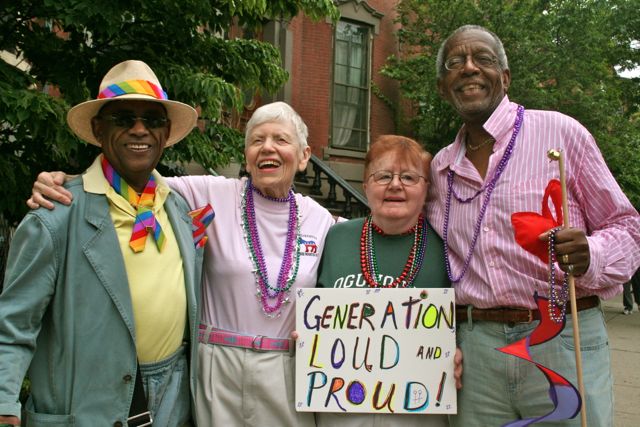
[547,227,569,322]
[442,105,525,283]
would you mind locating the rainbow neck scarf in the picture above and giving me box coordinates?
[101,157,166,253]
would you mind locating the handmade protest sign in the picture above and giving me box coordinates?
[295,287,456,414]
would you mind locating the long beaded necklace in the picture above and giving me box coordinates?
[443,105,525,283]
[547,227,569,323]
[241,179,301,317]
[360,214,428,288]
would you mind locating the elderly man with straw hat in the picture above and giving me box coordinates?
[0,60,205,427]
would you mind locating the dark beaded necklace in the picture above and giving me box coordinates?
[253,185,291,203]
[370,221,418,236]
[443,105,525,283]
[360,214,427,288]
[548,227,569,323]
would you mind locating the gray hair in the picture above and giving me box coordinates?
[244,101,309,151]
[435,25,509,79]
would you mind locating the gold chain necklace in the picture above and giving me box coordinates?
[466,134,495,151]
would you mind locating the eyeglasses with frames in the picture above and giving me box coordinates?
[97,114,169,129]
[368,170,425,186]
[444,53,498,71]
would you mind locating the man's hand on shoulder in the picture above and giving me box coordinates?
[26,171,74,210]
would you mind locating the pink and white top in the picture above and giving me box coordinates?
[427,96,640,309]
[167,175,335,338]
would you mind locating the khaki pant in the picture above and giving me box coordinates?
[195,342,315,427]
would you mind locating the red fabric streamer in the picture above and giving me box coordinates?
[502,179,582,426]
[497,294,581,426]
[511,179,563,263]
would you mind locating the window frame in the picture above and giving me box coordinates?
[330,19,372,152]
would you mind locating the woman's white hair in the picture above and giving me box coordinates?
[244,101,309,151]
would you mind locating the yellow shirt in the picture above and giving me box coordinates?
[83,156,186,363]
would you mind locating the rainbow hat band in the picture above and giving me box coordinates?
[98,79,168,100]
[66,60,198,147]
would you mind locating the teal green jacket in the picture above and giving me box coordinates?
[0,176,203,426]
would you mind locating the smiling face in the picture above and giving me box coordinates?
[437,28,511,124]
[364,151,429,234]
[244,120,311,198]
[92,100,170,192]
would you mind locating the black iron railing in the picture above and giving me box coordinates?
[296,154,369,219]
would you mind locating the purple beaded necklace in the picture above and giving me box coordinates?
[241,179,301,318]
[547,227,569,323]
[443,105,525,283]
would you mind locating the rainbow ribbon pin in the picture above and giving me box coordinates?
[189,204,215,248]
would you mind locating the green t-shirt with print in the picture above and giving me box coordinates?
[317,217,450,289]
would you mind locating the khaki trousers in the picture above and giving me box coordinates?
[195,342,315,427]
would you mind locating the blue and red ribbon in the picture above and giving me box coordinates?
[504,179,582,425]
[497,293,581,426]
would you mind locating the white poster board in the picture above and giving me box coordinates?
[295,287,456,415]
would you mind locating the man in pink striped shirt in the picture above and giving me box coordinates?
[427,25,640,426]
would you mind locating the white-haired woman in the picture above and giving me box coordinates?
[28,102,336,427]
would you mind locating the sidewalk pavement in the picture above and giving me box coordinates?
[601,293,640,426]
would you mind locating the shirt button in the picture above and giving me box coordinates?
[123,374,133,383]
[483,226,490,232]
[489,261,495,267]
[114,422,124,427]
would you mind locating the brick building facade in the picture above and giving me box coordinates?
[260,0,403,187]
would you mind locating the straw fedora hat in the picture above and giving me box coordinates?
[66,60,198,147]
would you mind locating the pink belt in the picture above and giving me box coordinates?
[198,324,292,352]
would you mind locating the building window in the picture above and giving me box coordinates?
[331,20,370,151]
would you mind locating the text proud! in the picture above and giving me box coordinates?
[295,288,457,415]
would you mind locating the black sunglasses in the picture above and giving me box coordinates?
[97,114,169,129]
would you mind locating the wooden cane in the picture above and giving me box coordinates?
[548,149,587,427]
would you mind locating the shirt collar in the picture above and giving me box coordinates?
[435,95,517,172]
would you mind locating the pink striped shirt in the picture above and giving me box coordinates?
[427,96,640,309]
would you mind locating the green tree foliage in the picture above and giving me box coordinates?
[0,0,339,223]
[382,0,640,207]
